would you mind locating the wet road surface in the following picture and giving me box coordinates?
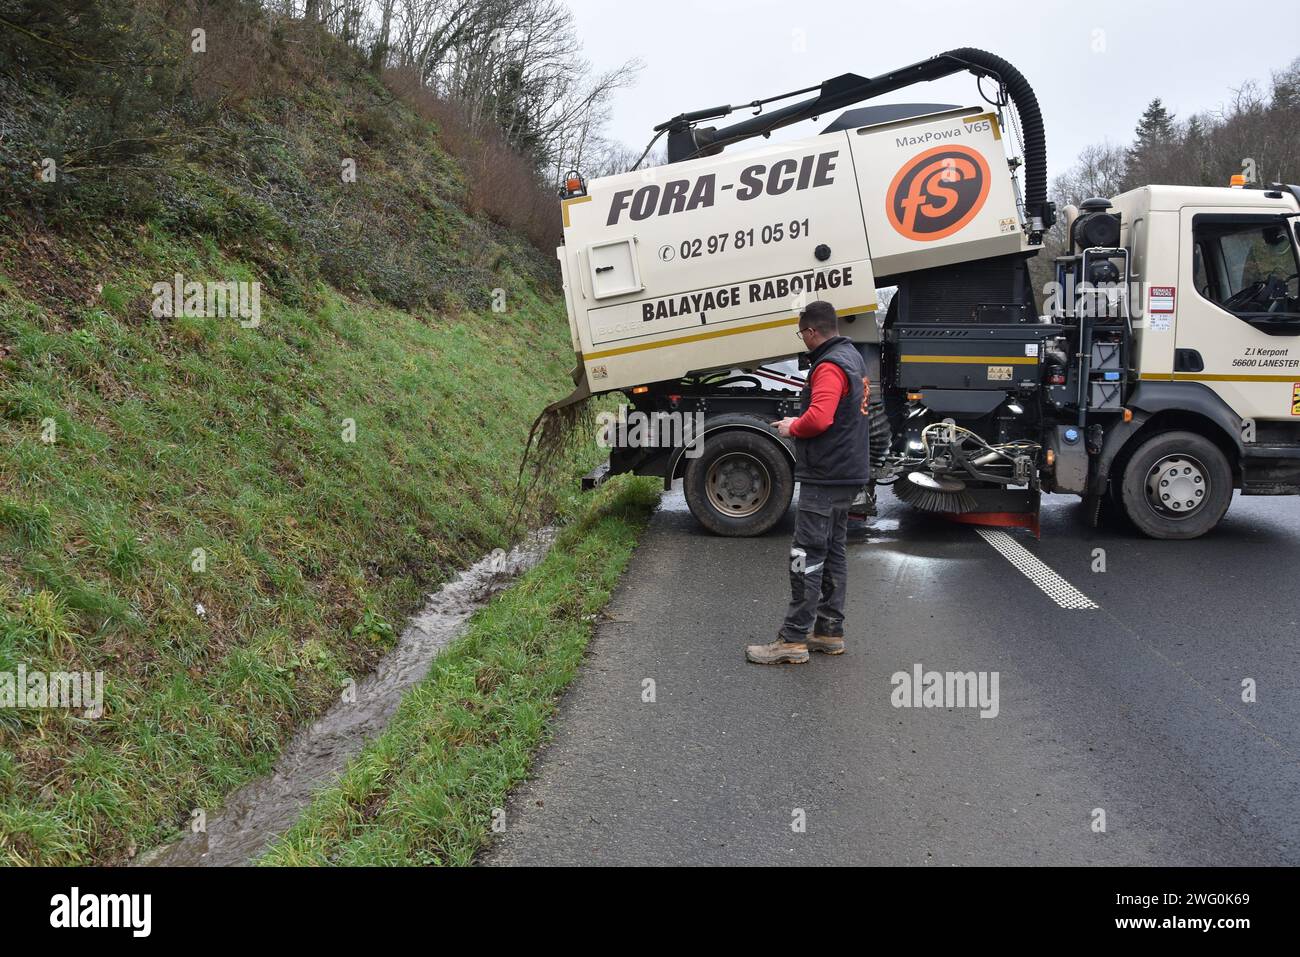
[484,487,1300,866]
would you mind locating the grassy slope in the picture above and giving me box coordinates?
[0,53,619,864]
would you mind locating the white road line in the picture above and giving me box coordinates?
[974,528,1099,610]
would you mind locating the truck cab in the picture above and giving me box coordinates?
[1070,183,1300,536]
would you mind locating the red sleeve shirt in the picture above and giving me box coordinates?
[790,362,849,439]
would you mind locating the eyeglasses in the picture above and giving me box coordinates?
[795,327,811,340]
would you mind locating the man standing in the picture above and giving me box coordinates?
[746,300,870,665]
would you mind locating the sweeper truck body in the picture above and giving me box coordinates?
[552,49,1300,539]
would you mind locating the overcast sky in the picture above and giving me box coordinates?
[563,0,1300,183]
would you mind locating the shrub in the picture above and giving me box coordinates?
[383,68,561,252]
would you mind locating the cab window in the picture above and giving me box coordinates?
[1192,214,1300,327]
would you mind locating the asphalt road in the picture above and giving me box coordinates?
[484,485,1300,866]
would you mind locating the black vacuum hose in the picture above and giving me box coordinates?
[938,47,1051,230]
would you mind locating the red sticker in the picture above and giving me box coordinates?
[1149,286,1175,313]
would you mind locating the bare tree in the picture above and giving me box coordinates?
[280,0,642,187]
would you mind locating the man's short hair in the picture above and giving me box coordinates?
[799,300,838,337]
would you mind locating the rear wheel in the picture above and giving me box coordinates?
[1119,430,1232,539]
[684,429,794,536]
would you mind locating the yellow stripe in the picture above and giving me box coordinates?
[1141,372,1300,383]
[964,112,1001,140]
[583,304,876,361]
[901,354,1039,365]
[561,195,592,228]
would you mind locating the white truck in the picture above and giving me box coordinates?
[553,48,1300,539]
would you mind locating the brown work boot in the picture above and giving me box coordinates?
[807,632,845,655]
[745,637,809,665]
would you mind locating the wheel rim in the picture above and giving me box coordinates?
[1144,453,1210,519]
[705,452,771,518]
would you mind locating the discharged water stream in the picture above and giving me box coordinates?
[138,529,557,866]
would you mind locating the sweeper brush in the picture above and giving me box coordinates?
[892,472,978,513]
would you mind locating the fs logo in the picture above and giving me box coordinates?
[886,145,990,241]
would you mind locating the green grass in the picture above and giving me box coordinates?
[0,226,603,865]
[258,476,659,866]
[0,15,630,866]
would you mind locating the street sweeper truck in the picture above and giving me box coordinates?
[550,48,1300,539]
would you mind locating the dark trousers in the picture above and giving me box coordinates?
[780,483,855,642]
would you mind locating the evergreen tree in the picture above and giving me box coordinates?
[1123,98,1177,189]
[1132,98,1177,153]
[1271,58,1300,110]
[1183,115,1210,186]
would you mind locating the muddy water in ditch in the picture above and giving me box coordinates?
[138,530,556,867]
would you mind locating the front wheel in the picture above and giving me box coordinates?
[683,429,794,536]
[1119,430,1233,539]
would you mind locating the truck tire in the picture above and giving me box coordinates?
[1118,431,1232,539]
[683,429,794,536]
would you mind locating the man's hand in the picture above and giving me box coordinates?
[859,377,872,415]
[771,417,796,438]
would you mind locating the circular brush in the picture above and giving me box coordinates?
[893,471,978,514]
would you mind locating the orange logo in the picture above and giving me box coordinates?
[886,145,991,241]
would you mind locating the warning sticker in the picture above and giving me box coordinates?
[1148,285,1175,332]
[1292,382,1300,416]
[987,365,1013,381]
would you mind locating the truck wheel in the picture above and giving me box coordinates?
[683,430,794,536]
[1119,431,1232,539]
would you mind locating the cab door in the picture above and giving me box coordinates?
[1175,208,1300,422]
